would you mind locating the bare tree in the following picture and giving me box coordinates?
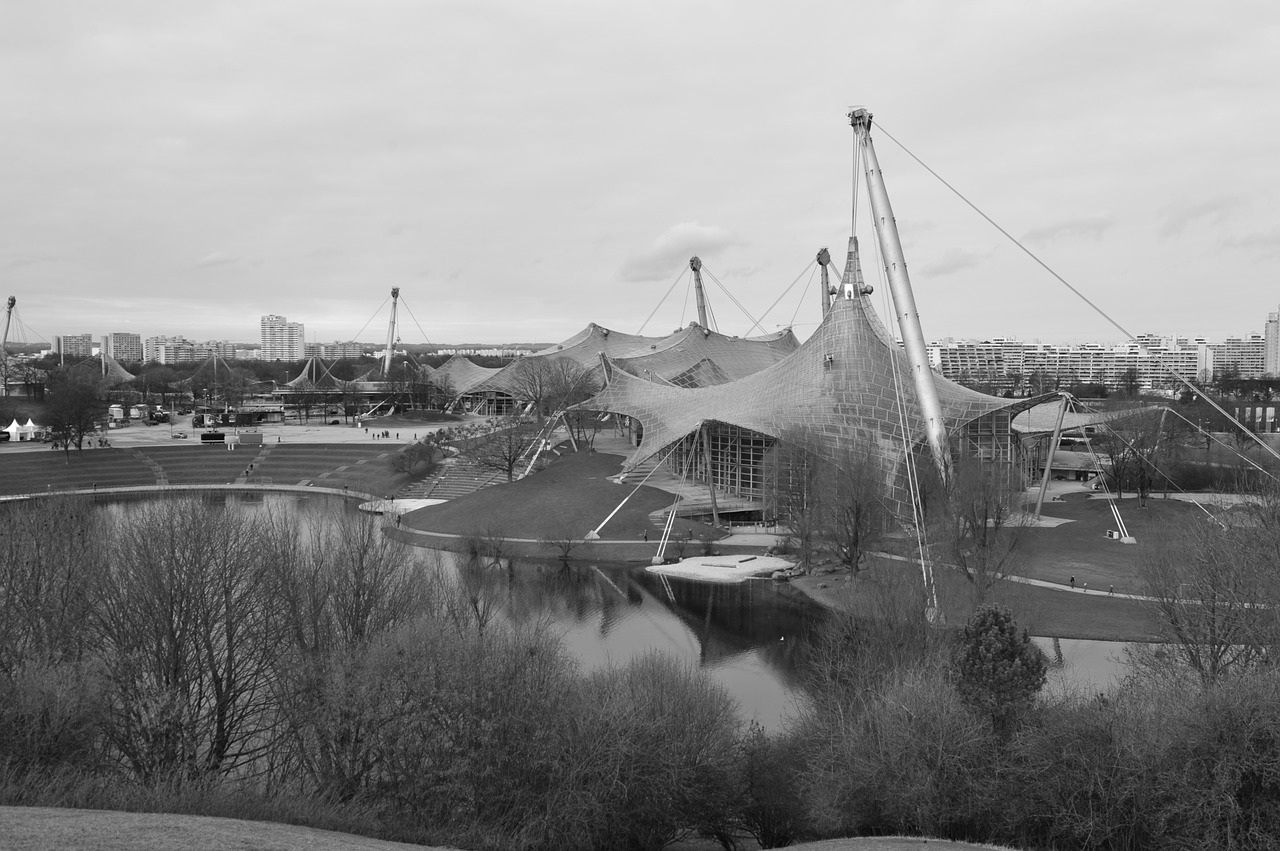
[0,497,99,674]
[288,381,323,423]
[94,498,284,780]
[764,441,826,569]
[45,371,105,458]
[464,417,540,481]
[822,448,889,570]
[1137,495,1280,685]
[564,409,606,449]
[540,518,588,566]
[428,373,456,411]
[504,356,599,423]
[1092,409,1167,501]
[265,506,433,798]
[765,436,889,571]
[933,454,1028,605]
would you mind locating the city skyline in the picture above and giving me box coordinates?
[3,3,1278,348]
[45,301,1280,356]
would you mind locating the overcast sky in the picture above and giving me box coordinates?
[2,0,1278,349]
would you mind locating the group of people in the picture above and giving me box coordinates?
[50,436,111,450]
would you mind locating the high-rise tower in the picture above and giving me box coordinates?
[1265,305,1280,377]
[260,314,305,361]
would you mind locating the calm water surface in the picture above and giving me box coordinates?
[98,492,1130,723]
[102,491,820,729]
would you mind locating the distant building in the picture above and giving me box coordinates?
[199,340,241,360]
[436,346,539,357]
[929,334,1217,393]
[55,334,94,359]
[145,335,198,365]
[260,314,305,361]
[105,332,143,364]
[305,340,367,359]
[1265,306,1280,376]
[1213,334,1265,379]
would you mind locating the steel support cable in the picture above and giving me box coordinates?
[1074,399,1272,523]
[347,292,393,343]
[853,125,863,236]
[875,121,1280,466]
[874,228,937,616]
[11,309,50,346]
[656,438,700,561]
[1071,400,1220,514]
[1162,405,1277,481]
[679,270,693,329]
[588,440,685,539]
[702,287,720,334]
[398,296,433,345]
[1076,426,1130,538]
[788,265,819,329]
[1085,411,1223,524]
[745,261,817,336]
[701,266,763,332]
[637,268,690,335]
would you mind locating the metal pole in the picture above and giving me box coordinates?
[850,107,952,486]
[383,287,400,376]
[690,257,708,329]
[1034,394,1070,518]
[816,248,831,314]
[700,422,720,527]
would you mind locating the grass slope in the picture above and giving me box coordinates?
[0,807,451,851]
[402,448,719,542]
[0,808,1018,851]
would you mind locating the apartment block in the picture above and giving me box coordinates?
[105,332,143,364]
[55,334,94,358]
[304,340,367,359]
[145,335,198,365]
[260,314,305,361]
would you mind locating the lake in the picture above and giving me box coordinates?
[94,490,1131,724]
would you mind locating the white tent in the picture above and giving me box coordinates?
[4,418,40,441]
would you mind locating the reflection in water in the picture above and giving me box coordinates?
[97,493,822,730]
[452,555,822,729]
[82,493,1145,724]
[1034,636,1132,694]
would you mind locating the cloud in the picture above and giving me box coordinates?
[917,247,988,278]
[1020,215,1113,244]
[1157,197,1238,239]
[0,251,53,271]
[1222,226,1280,257]
[618,222,739,282]
[193,250,238,268]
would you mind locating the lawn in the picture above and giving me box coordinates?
[1018,494,1207,594]
[402,448,720,543]
[0,807,1019,851]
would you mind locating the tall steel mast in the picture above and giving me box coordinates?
[383,287,400,376]
[850,107,952,486]
[1,297,13,396]
[1,296,13,355]
[689,257,709,328]
[816,248,832,313]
